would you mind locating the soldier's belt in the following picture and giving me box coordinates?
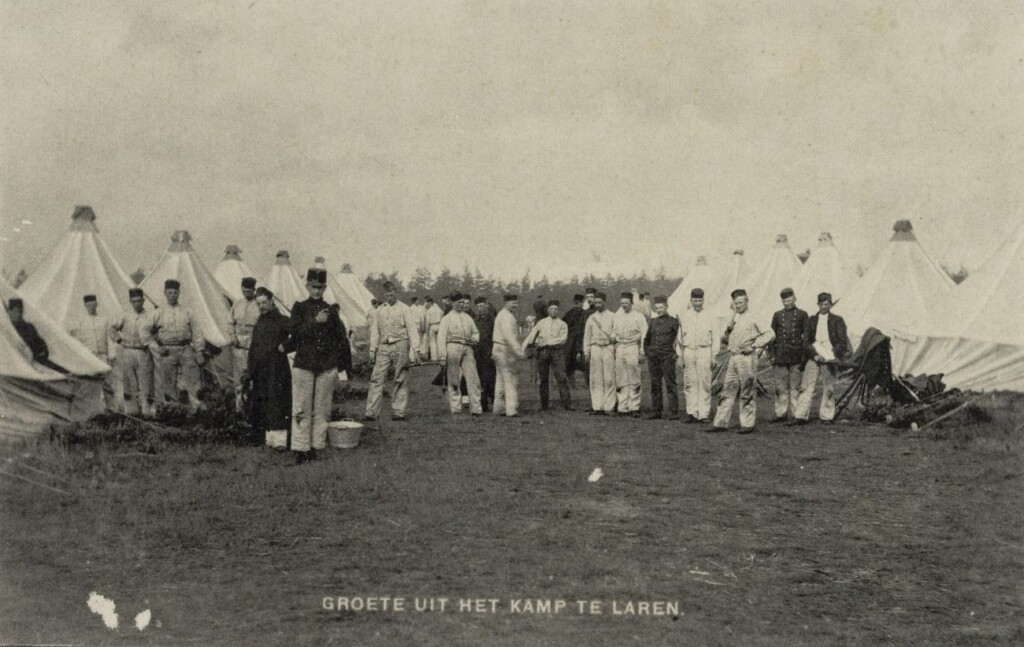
[160,341,192,347]
[122,345,147,350]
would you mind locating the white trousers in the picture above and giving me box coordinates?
[492,345,520,416]
[588,345,617,412]
[682,346,712,420]
[795,360,839,421]
[291,367,337,452]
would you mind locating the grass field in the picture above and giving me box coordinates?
[1,364,1022,646]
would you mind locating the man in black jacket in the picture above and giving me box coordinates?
[770,287,809,422]
[791,292,851,425]
[472,296,497,412]
[642,296,680,419]
[282,268,352,463]
[562,294,587,388]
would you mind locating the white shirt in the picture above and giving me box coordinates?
[437,311,480,358]
[611,309,648,347]
[523,317,568,350]
[678,308,717,353]
[492,309,522,353]
[370,301,420,352]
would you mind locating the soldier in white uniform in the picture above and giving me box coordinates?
[111,288,154,416]
[707,289,774,434]
[491,294,526,417]
[69,294,118,411]
[583,292,616,415]
[228,276,261,412]
[437,293,483,415]
[143,279,206,412]
[676,287,718,424]
[364,281,421,421]
[611,292,648,417]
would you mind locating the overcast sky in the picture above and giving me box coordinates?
[2,1,1022,282]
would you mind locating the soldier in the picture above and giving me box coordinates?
[409,296,426,359]
[111,288,155,416]
[611,292,648,417]
[677,288,717,423]
[283,268,352,463]
[437,293,483,415]
[583,292,616,415]
[643,296,679,419]
[492,294,526,417]
[228,277,260,412]
[791,292,852,426]
[364,281,420,422]
[706,289,774,434]
[69,294,118,410]
[472,296,497,412]
[770,287,809,422]
[143,279,206,412]
[7,298,66,374]
[523,300,572,411]
[423,296,443,360]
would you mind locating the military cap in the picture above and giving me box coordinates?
[164,279,181,290]
[594,291,607,300]
[241,277,257,289]
[620,292,633,301]
[780,287,794,299]
[306,268,327,286]
[584,287,597,295]
[547,299,560,307]
[83,294,97,303]
[128,288,144,299]
[503,294,519,302]
[573,293,584,302]
[653,295,668,305]
[690,288,704,299]
[474,296,487,305]
[817,292,833,304]
[730,289,747,299]
[424,296,434,303]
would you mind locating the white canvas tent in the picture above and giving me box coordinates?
[709,249,752,324]
[841,220,955,342]
[667,255,723,316]
[333,263,376,329]
[744,234,803,326]
[790,232,857,305]
[313,256,362,330]
[213,245,255,302]
[139,231,233,348]
[892,221,1024,391]
[18,206,138,329]
[262,250,308,312]
[1,278,109,440]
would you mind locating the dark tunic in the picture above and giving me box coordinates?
[562,305,586,358]
[643,313,680,357]
[247,308,292,433]
[472,307,497,406]
[770,307,809,366]
[283,298,352,374]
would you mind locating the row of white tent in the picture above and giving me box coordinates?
[1,206,377,439]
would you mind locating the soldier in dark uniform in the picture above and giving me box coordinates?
[562,294,587,388]
[769,287,809,422]
[642,296,680,419]
[472,296,497,412]
[282,268,352,464]
[7,298,67,374]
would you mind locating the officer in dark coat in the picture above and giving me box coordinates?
[246,287,292,449]
[472,296,497,411]
[769,287,809,422]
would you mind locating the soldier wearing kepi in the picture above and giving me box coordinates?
[283,268,352,464]
[583,292,616,415]
[677,288,717,424]
[522,299,572,411]
[111,288,155,416]
[642,296,680,420]
[491,293,526,417]
[769,287,809,423]
[437,293,483,415]
[69,294,118,410]
[791,292,852,426]
[228,277,261,412]
[143,279,206,412]
[364,281,420,422]
[611,292,648,417]
[707,289,774,434]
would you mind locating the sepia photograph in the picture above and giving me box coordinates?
[1,1,1022,645]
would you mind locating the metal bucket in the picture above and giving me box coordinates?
[327,419,363,449]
